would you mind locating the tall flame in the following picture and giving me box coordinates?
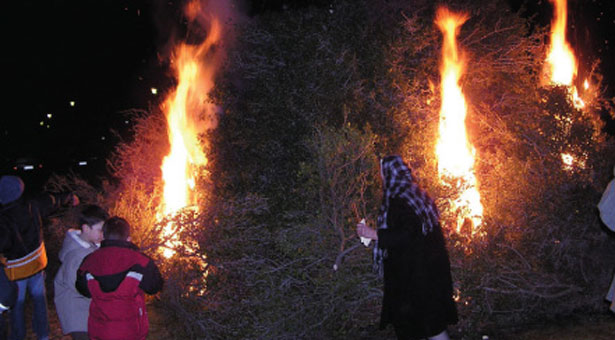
[545,0,585,109]
[435,7,483,234]
[545,0,576,86]
[160,0,222,257]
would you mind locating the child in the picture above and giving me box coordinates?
[76,217,163,340]
[53,205,109,340]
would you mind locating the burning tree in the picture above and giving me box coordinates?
[44,0,615,338]
[207,0,615,338]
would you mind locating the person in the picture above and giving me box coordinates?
[0,264,17,340]
[53,205,109,340]
[356,155,458,340]
[0,175,79,340]
[599,165,615,313]
[76,216,164,340]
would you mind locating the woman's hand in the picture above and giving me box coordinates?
[356,221,378,240]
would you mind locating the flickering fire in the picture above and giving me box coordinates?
[160,0,222,258]
[544,0,585,109]
[435,7,484,234]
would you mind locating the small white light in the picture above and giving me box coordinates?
[78,161,88,166]
[40,121,44,126]
[151,87,158,95]
[47,113,52,119]
[24,165,34,171]
[70,101,75,107]
[101,136,106,140]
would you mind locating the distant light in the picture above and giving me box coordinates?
[70,101,75,107]
[47,113,52,119]
[151,87,158,95]
[101,136,106,141]
[125,120,129,124]
[46,125,50,129]
[40,121,44,126]
[78,161,87,166]
[23,165,34,171]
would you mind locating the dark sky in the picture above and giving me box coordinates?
[1,0,613,173]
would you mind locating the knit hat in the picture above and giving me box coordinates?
[0,175,25,204]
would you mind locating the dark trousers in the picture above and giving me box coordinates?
[0,312,7,340]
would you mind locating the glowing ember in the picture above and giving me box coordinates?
[544,0,585,109]
[160,0,222,258]
[561,153,574,168]
[435,7,484,234]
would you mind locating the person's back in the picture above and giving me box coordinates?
[76,217,163,340]
[53,205,108,340]
[1,175,78,340]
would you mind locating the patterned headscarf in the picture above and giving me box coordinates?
[373,155,440,276]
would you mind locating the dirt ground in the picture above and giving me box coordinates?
[494,313,615,340]
[10,299,614,339]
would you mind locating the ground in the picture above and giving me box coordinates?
[496,313,615,340]
[11,298,615,339]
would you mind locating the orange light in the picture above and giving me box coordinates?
[435,7,484,234]
[159,0,222,258]
[545,0,585,109]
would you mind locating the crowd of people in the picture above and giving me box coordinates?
[0,155,613,340]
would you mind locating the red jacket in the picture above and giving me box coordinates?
[76,240,163,340]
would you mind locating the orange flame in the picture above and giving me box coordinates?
[545,0,576,85]
[545,0,585,109]
[435,7,483,234]
[160,1,222,257]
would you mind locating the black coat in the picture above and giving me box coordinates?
[0,192,73,260]
[377,197,458,337]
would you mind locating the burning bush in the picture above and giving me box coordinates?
[44,0,615,338]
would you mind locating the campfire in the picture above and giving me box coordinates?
[435,7,484,235]
[544,0,588,110]
[159,0,222,258]
[544,0,592,171]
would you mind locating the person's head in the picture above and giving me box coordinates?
[379,155,414,189]
[0,175,24,205]
[78,205,109,244]
[103,216,131,241]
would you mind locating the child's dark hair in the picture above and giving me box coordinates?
[78,205,109,227]
[103,216,131,240]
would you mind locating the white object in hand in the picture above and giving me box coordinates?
[359,218,371,246]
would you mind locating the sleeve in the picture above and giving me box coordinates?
[64,252,88,297]
[377,197,422,249]
[75,259,92,298]
[139,259,164,295]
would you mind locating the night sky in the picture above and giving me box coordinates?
[1,0,614,178]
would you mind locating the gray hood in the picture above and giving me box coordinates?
[58,229,95,262]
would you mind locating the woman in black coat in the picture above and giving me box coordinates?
[357,155,457,340]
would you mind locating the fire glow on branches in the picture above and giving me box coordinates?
[435,7,484,235]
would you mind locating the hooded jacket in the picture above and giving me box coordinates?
[53,229,98,334]
[76,239,163,340]
[1,192,74,280]
[598,165,615,231]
